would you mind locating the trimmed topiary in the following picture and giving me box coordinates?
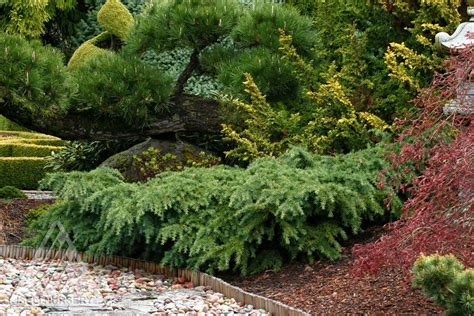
[0,158,49,189]
[0,186,27,199]
[0,143,63,157]
[67,33,111,69]
[97,0,134,40]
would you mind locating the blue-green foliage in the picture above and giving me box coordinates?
[28,146,400,275]
[141,48,223,98]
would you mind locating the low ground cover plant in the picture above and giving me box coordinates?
[27,146,400,275]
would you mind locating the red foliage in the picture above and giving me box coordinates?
[351,46,473,276]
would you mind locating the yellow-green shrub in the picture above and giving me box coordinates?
[97,0,134,40]
[67,33,111,69]
[0,138,66,147]
[0,157,49,189]
[0,143,63,157]
[0,131,60,140]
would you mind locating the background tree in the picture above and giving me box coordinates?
[0,0,77,39]
[0,1,316,141]
[1,0,466,168]
[351,46,473,276]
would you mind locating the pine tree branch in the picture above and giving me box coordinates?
[0,95,221,140]
[173,48,200,101]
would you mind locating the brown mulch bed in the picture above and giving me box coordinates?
[230,227,443,315]
[0,198,53,245]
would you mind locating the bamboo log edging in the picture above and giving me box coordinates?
[0,245,310,316]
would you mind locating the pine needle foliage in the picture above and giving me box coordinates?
[126,0,242,54]
[0,33,75,118]
[70,53,173,126]
[125,0,316,104]
[412,254,474,316]
[28,146,400,275]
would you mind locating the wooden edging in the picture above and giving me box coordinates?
[0,245,310,316]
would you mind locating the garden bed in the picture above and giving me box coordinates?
[230,227,443,315]
[0,199,53,245]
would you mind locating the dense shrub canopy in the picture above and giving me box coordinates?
[28,146,400,275]
[352,47,473,276]
[0,34,75,118]
[71,53,173,126]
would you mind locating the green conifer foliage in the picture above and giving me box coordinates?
[0,0,76,39]
[126,0,241,53]
[125,0,315,104]
[70,53,173,126]
[0,33,75,118]
[412,254,474,315]
[28,146,400,275]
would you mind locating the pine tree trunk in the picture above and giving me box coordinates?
[0,95,221,140]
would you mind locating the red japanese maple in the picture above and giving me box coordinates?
[351,46,473,276]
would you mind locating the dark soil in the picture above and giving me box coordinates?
[230,227,444,315]
[0,198,53,245]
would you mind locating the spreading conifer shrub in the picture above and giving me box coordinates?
[0,186,26,199]
[27,146,400,275]
[412,254,474,315]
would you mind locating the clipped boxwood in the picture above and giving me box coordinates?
[0,130,63,189]
[0,143,63,157]
[0,131,60,140]
[0,157,49,189]
[0,138,66,147]
[0,116,26,131]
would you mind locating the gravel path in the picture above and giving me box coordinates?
[21,191,55,201]
[0,258,268,315]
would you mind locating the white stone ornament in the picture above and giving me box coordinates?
[435,1,474,115]
[435,1,474,52]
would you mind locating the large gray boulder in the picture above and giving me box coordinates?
[100,138,217,181]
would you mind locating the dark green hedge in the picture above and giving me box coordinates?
[0,158,49,189]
